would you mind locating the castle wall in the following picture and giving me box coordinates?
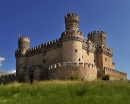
[27,46,62,69]
[103,67,127,80]
[28,53,43,66]
[82,49,97,65]
[2,74,17,84]
[24,65,43,82]
[43,47,62,69]
[48,62,97,81]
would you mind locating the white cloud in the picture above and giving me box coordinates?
[0,57,5,67]
[8,69,16,74]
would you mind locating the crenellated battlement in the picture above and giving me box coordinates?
[24,38,62,56]
[65,13,79,22]
[15,49,28,56]
[49,62,96,70]
[41,38,61,47]
[103,67,127,76]
[18,36,30,43]
[62,30,83,36]
[2,73,16,78]
[88,30,106,35]
[97,45,113,56]
[27,45,42,52]
[61,31,83,41]
[65,13,78,18]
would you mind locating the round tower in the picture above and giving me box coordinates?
[88,31,106,46]
[18,36,30,53]
[65,13,79,31]
[15,36,30,82]
[61,13,83,63]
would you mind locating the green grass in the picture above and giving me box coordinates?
[0,80,130,104]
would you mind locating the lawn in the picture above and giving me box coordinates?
[0,80,130,104]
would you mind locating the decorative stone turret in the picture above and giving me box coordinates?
[65,13,79,31]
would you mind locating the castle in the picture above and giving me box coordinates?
[15,12,127,82]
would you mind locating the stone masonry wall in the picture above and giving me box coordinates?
[103,67,127,80]
[2,74,17,84]
[48,62,97,81]
[82,49,97,65]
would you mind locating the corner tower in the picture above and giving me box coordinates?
[15,36,30,82]
[61,12,83,63]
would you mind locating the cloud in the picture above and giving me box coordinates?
[8,69,16,74]
[0,57,5,67]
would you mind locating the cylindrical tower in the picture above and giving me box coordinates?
[15,36,30,82]
[65,13,79,31]
[61,13,83,63]
[18,36,30,53]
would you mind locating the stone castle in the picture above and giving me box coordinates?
[15,12,127,82]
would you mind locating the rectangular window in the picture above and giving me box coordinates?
[75,49,77,52]
[105,58,107,62]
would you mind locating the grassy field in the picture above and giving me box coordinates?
[0,80,130,104]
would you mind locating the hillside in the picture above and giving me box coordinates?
[0,81,130,104]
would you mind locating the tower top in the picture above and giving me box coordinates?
[64,13,79,31]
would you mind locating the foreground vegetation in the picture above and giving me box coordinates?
[0,80,130,104]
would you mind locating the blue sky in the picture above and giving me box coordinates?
[0,0,130,78]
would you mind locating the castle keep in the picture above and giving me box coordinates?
[15,12,127,82]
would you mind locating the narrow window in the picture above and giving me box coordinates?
[43,59,45,63]
[94,60,95,62]
[82,55,83,58]
[68,28,69,30]
[79,58,80,61]
[105,58,107,62]
[75,49,77,52]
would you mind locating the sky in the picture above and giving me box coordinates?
[0,0,130,78]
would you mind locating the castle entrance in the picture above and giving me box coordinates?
[30,74,34,83]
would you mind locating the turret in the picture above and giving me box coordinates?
[61,12,83,63]
[15,36,30,82]
[18,36,30,54]
[65,13,79,31]
[88,31,106,46]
